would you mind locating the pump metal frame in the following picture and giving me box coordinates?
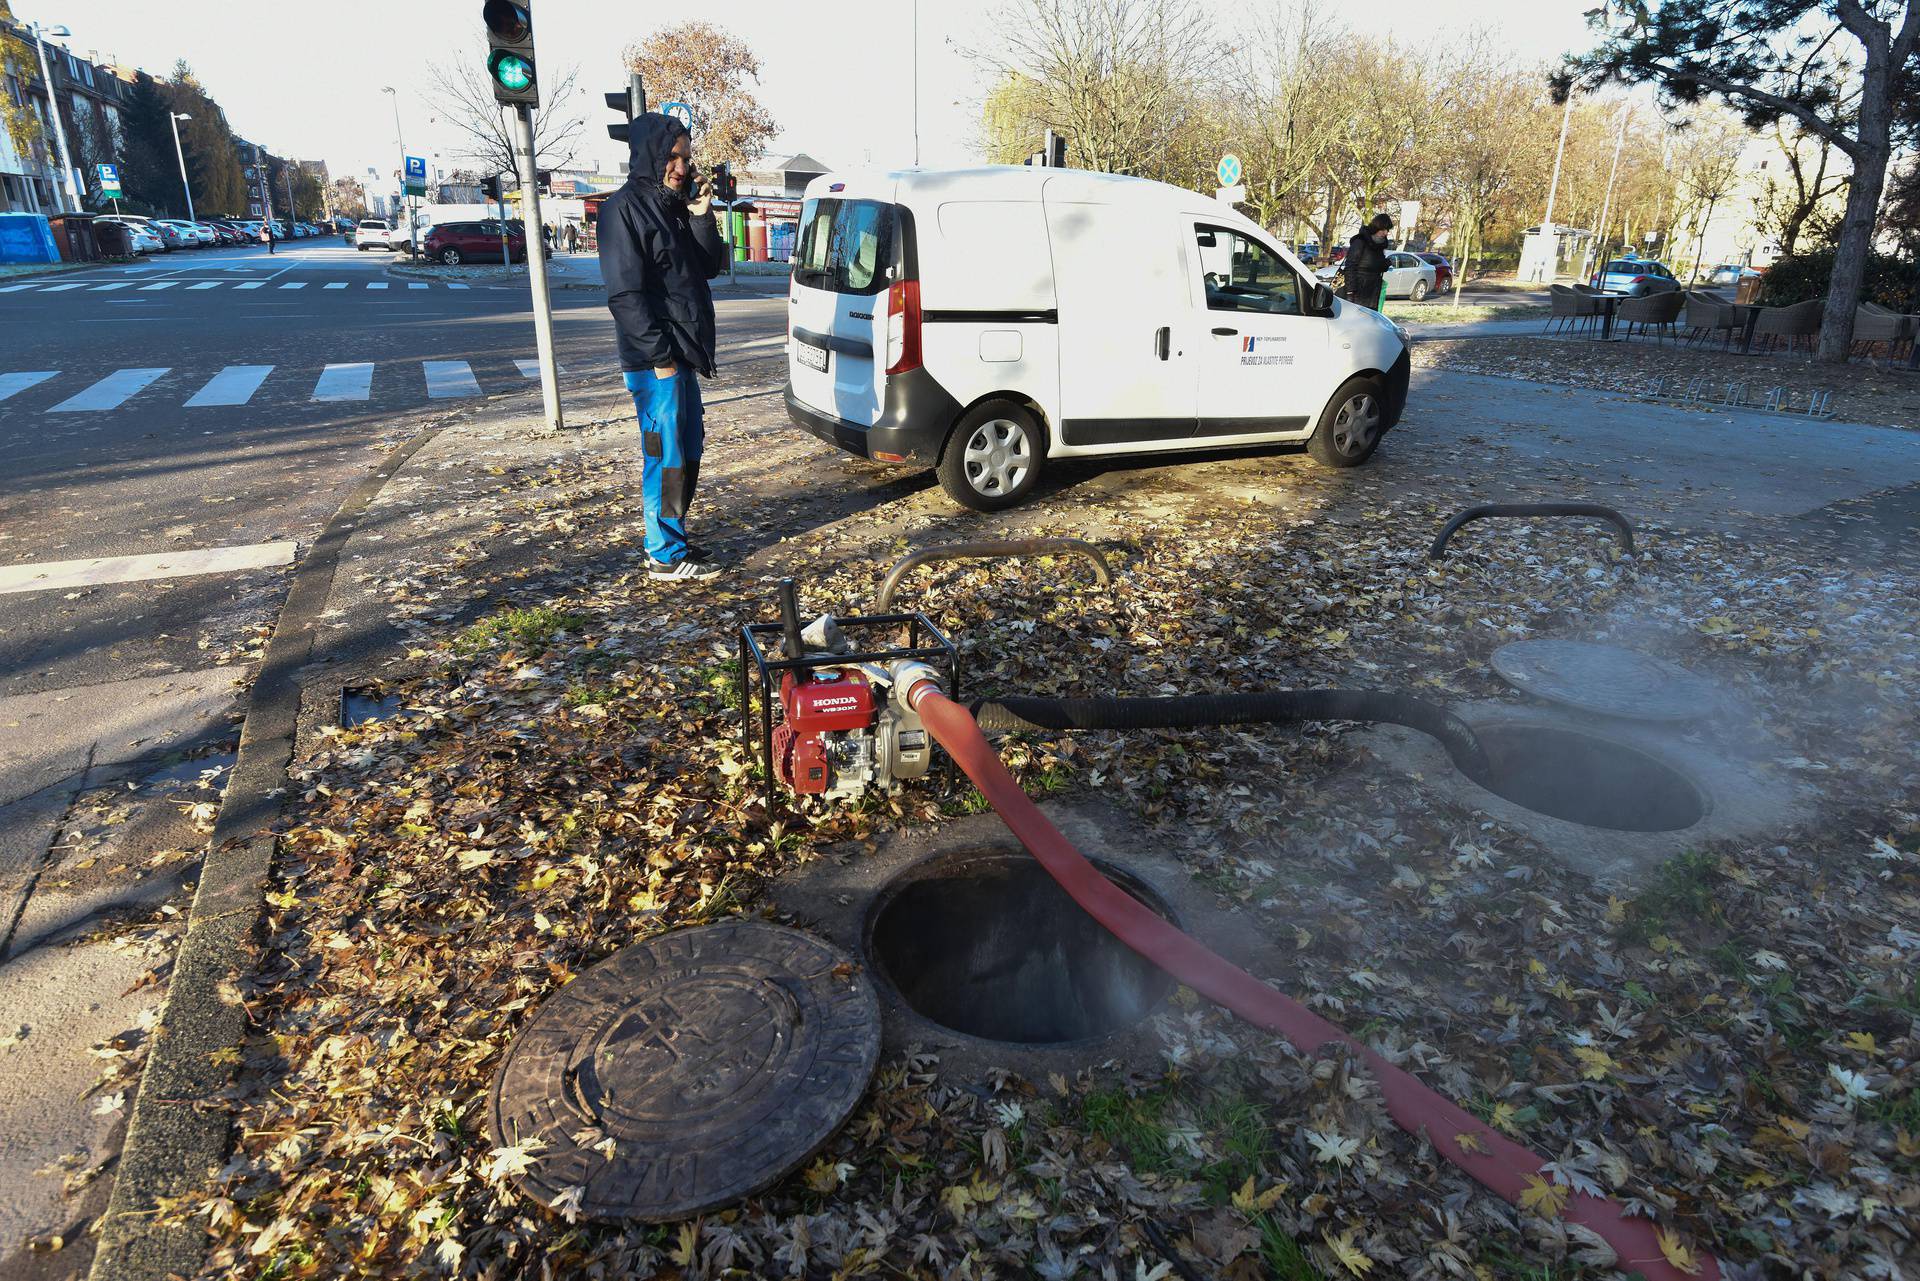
[738,612,960,811]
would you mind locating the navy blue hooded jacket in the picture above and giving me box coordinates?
[598,113,727,376]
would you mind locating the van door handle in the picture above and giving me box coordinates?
[1154,326,1170,360]
[1210,326,1238,336]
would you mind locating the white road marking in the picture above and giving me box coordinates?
[90,282,135,291]
[188,282,221,290]
[408,282,428,290]
[514,359,539,378]
[447,282,470,290]
[0,283,44,293]
[184,365,273,407]
[0,540,297,595]
[138,281,181,291]
[367,282,389,290]
[48,368,169,412]
[423,361,481,399]
[0,372,59,401]
[278,281,307,290]
[234,281,265,290]
[311,363,373,402]
[38,282,91,292]
[324,282,347,289]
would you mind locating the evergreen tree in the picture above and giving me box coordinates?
[116,74,179,215]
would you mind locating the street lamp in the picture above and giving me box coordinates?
[381,86,415,259]
[26,20,82,213]
[169,112,195,222]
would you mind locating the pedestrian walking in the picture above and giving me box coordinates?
[599,112,729,581]
[264,219,276,255]
[564,223,579,254]
[542,223,554,254]
[1344,213,1393,310]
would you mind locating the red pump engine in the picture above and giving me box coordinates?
[770,666,933,800]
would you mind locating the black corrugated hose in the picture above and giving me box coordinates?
[969,691,1492,782]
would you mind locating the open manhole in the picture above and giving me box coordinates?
[865,849,1175,1045]
[1471,723,1706,832]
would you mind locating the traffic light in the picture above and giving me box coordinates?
[482,1,538,107]
[605,72,647,143]
[711,163,736,204]
[483,174,501,201]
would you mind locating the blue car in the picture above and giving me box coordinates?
[1590,258,1680,297]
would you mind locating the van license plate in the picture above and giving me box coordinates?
[795,340,828,373]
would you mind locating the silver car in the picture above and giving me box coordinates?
[1590,258,1680,296]
[1315,250,1439,301]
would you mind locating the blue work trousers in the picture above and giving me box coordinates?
[623,368,705,564]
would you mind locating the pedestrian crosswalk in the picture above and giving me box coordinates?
[1,359,568,414]
[0,278,480,294]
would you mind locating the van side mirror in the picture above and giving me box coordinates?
[1311,282,1335,314]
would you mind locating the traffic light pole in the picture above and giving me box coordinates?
[511,103,565,432]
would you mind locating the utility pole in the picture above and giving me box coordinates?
[27,21,83,213]
[168,112,195,221]
[912,0,920,166]
[511,105,564,432]
[1539,90,1576,280]
[1588,102,1631,281]
[382,86,416,260]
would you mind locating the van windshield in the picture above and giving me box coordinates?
[794,198,893,296]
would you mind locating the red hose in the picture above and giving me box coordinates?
[910,686,1719,1281]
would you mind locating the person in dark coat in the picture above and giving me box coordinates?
[1344,213,1393,310]
[598,113,729,580]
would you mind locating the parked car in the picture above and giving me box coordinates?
[355,218,401,251]
[139,219,186,250]
[1590,257,1680,296]
[424,219,527,265]
[1415,251,1453,293]
[1298,241,1320,264]
[1705,263,1762,289]
[155,219,210,247]
[1315,250,1437,301]
[99,217,165,254]
[784,167,1410,510]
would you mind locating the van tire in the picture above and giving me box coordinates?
[938,402,1045,511]
[1308,376,1386,468]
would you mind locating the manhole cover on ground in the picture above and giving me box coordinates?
[1491,639,1723,722]
[488,920,880,1221]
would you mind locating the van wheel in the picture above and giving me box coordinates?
[1308,377,1386,468]
[938,402,1045,511]
[1409,279,1429,301]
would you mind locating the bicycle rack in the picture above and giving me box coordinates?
[1429,503,1636,560]
[1639,376,1837,420]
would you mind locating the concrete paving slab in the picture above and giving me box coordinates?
[1406,370,1920,530]
[0,938,169,1257]
[0,669,241,809]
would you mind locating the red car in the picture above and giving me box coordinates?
[423,219,527,265]
[1415,252,1453,293]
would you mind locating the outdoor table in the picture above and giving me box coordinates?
[1731,302,1764,354]
[1594,292,1626,340]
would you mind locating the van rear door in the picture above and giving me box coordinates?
[788,193,896,428]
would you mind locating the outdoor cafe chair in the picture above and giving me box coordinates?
[1617,290,1685,344]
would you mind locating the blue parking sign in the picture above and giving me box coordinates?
[404,155,426,180]
[96,163,121,198]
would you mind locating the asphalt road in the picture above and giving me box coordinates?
[0,240,787,697]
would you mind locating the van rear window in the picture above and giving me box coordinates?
[794,198,894,296]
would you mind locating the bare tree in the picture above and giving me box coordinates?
[1754,117,1852,254]
[967,0,1222,183]
[1669,108,1751,281]
[1221,0,1347,235]
[423,53,586,180]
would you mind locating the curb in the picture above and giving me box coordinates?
[87,415,459,1281]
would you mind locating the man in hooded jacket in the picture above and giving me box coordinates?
[599,113,729,580]
[1344,213,1394,310]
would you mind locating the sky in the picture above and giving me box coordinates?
[29,0,1598,190]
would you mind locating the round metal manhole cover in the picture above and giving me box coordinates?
[1491,639,1723,722]
[488,920,880,1221]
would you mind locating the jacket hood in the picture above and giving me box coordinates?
[628,112,690,189]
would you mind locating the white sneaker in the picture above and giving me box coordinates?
[648,556,722,581]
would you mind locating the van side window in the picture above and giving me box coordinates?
[795,197,895,296]
[1194,226,1302,316]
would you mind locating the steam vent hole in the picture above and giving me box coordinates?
[1472,724,1705,833]
[866,850,1176,1044]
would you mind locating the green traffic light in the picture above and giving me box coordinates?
[490,51,533,92]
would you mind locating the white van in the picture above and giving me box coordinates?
[783,166,1412,510]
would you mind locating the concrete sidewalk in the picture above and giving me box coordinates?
[544,251,790,295]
